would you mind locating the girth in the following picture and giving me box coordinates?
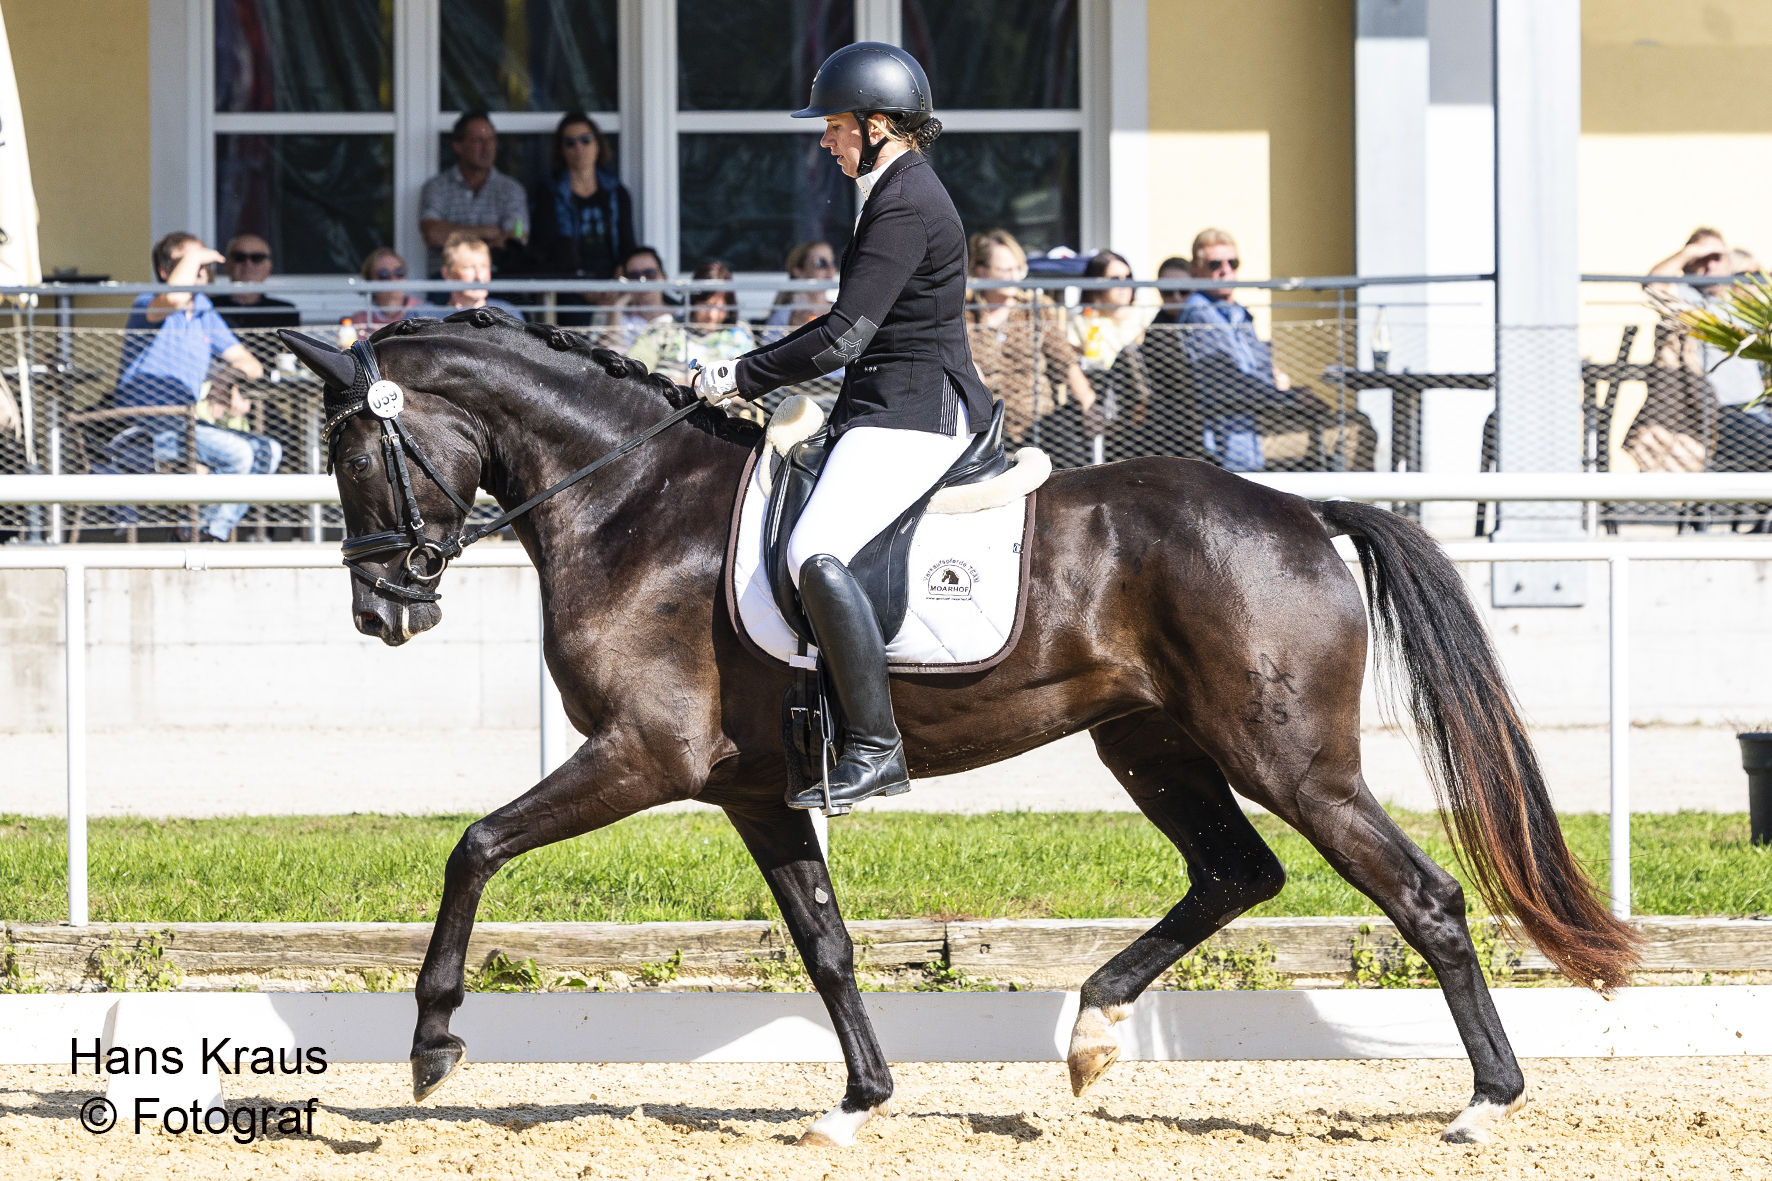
[764,398,1009,643]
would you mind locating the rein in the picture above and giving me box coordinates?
[327,339,699,602]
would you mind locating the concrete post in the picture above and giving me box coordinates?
[1491,0,1586,606]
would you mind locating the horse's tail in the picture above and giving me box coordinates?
[1315,499,1640,991]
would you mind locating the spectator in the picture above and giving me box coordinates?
[108,231,281,542]
[963,227,1098,465]
[345,247,426,338]
[1067,249,1154,460]
[765,240,839,333]
[602,244,673,350]
[418,110,529,278]
[628,259,755,384]
[426,233,526,319]
[1067,249,1147,371]
[1151,255,1191,323]
[1172,227,1373,471]
[209,234,300,345]
[523,112,634,326]
[1630,229,1772,476]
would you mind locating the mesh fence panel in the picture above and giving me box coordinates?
[5,280,1771,542]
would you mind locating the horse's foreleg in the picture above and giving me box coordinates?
[411,730,673,1102]
[1067,711,1286,1096]
[725,804,894,1148]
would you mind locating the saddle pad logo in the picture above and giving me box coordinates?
[924,560,977,601]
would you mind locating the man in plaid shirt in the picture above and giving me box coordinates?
[418,110,529,278]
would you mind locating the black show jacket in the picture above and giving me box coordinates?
[733,151,993,437]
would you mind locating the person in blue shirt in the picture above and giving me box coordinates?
[109,232,282,540]
[1174,228,1301,471]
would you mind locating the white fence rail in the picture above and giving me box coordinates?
[4,474,1771,928]
[7,470,1772,505]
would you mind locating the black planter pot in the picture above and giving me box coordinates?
[1737,732,1772,846]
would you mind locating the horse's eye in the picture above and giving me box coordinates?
[347,455,371,475]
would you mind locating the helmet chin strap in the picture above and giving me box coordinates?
[854,112,888,176]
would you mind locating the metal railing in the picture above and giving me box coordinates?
[6,271,1772,544]
[4,475,1771,926]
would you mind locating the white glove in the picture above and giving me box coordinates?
[690,359,739,405]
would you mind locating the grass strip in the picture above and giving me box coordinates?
[0,810,1766,925]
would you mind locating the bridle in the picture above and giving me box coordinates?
[325,339,698,603]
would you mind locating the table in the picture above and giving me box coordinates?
[1320,367,1494,476]
[1322,362,1666,476]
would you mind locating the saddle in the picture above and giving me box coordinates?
[764,400,1012,644]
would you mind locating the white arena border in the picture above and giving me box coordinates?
[3,987,1766,1066]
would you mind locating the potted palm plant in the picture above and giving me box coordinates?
[1679,285,1772,844]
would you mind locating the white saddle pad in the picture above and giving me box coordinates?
[723,401,1045,674]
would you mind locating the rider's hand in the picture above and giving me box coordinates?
[690,360,739,406]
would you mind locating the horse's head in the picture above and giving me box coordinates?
[281,328,483,646]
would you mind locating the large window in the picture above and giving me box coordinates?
[904,0,1081,255]
[674,0,855,273]
[212,0,396,274]
[185,0,1095,277]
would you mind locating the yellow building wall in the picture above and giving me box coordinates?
[3,0,151,282]
[1581,0,1772,464]
[1143,0,1355,289]
[1582,0,1772,278]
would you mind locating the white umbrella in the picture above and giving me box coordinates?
[0,6,39,445]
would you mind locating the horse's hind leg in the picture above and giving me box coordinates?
[1264,759,1528,1142]
[725,803,893,1147]
[1066,710,1287,1096]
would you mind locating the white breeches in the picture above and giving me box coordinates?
[787,406,973,587]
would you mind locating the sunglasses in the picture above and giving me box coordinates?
[374,266,407,281]
[562,133,598,148]
[229,251,270,264]
[806,256,836,270]
[1203,257,1240,272]
[627,267,663,281]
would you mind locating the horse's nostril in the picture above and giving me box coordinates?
[358,610,385,636]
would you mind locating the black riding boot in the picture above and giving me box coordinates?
[785,554,911,814]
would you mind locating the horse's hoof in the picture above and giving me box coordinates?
[797,1102,885,1148]
[411,1044,466,1103]
[1066,1040,1119,1097]
[1441,1090,1527,1143]
[1066,1004,1128,1097]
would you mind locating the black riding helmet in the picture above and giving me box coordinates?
[792,42,936,175]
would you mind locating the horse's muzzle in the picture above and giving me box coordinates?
[352,583,442,646]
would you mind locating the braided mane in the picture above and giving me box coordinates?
[370,306,763,446]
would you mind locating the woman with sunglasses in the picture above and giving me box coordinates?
[344,248,424,339]
[766,240,840,332]
[692,43,993,815]
[524,112,635,326]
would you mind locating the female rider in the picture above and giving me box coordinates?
[692,42,994,813]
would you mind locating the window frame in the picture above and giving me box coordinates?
[149,0,1112,280]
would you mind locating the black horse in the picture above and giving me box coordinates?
[282,311,1637,1148]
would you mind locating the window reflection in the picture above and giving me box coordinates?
[902,0,1078,110]
[214,0,393,113]
[679,134,854,272]
[931,132,1077,254]
[215,134,393,275]
[439,0,619,112]
[677,0,853,112]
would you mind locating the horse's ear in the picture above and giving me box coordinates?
[278,330,358,391]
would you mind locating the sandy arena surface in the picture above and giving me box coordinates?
[2,1057,1768,1180]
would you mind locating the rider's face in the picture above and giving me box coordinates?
[822,113,874,179]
